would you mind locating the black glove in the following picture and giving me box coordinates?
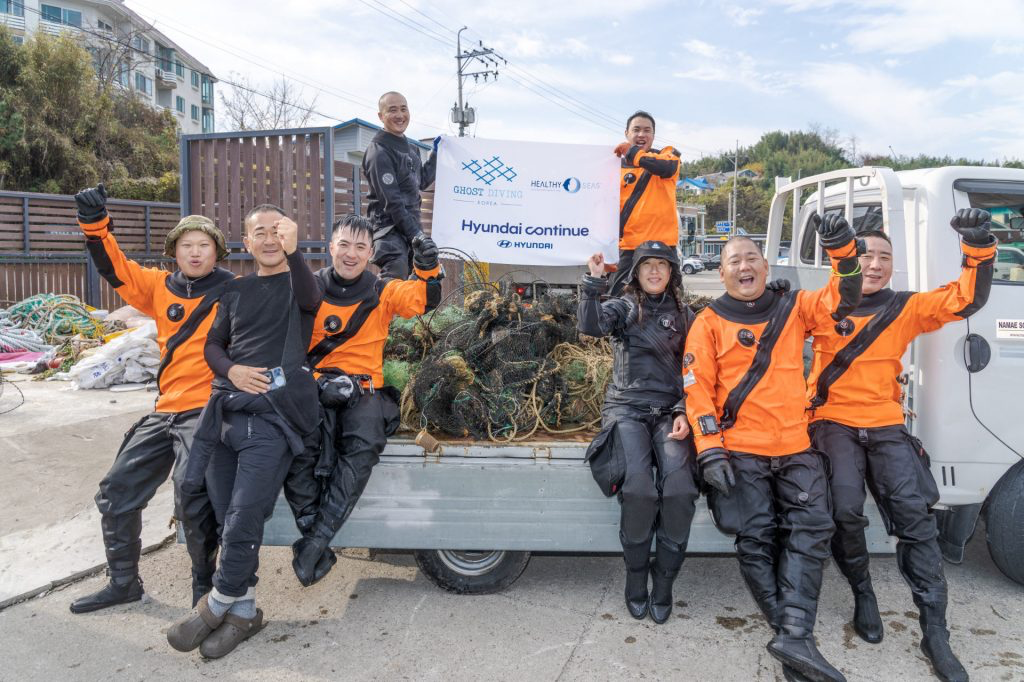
[698,448,736,496]
[766,278,791,293]
[411,233,439,270]
[811,212,855,250]
[950,208,996,247]
[74,183,108,224]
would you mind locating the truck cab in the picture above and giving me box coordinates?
[766,166,1024,584]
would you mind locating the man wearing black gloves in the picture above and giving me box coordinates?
[685,215,863,682]
[806,209,996,682]
[167,205,319,659]
[69,186,234,614]
[364,91,438,280]
[285,214,443,586]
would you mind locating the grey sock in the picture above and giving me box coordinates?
[208,595,232,618]
[229,598,256,620]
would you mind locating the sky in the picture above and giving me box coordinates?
[124,0,1024,163]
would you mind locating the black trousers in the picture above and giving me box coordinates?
[205,410,293,597]
[372,231,412,281]
[810,420,947,608]
[603,403,699,552]
[284,391,392,544]
[96,411,216,581]
[707,450,835,625]
[607,249,635,298]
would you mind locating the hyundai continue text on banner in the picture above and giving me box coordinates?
[431,136,621,265]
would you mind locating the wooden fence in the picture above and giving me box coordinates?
[3,126,445,309]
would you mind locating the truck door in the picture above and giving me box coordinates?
[952,179,1024,458]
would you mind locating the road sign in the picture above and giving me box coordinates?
[715,221,732,234]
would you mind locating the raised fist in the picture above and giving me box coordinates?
[74,184,108,224]
[411,233,439,270]
[950,208,996,247]
[811,212,855,249]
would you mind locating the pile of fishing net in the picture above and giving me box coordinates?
[385,285,612,441]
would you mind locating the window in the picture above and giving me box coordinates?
[191,104,199,121]
[1,1,25,17]
[958,180,1024,286]
[156,45,173,71]
[174,61,184,78]
[201,75,212,104]
[131,35,150,54]
[175,95,185,113]
[96,19,113,32]
[191,71,199,88]
[134,72,152,95]
[202,109,214,133]
[40,4,81,27]
[12,35,23,45]
[799,204,883,265]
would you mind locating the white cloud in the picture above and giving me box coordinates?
[677,41,791,94]
[604,53,635,66]
[683,39,717,58]
[723,5,763,26]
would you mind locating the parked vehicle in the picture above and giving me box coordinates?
[681,256,704,275]
[768,166,1024,585]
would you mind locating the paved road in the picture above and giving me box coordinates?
[683,270,725,299]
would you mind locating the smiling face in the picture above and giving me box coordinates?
[860,235,894,294]
[625,115,654,152]
[243,210,287,271]
[378,92,409,136]
[329,224,373,279]
[636,257,670,295]
[174,231,218,278]
[720,238,768,300]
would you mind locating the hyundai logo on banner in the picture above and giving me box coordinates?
[497,239,512,248]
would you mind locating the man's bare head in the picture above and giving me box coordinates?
[378,91,409,136]
[720,236,768,301]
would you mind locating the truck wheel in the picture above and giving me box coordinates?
[985,460,1024,586]
[414,550,531,594]
[683,264,695,275]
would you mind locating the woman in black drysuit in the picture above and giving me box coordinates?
[579,240,699,624]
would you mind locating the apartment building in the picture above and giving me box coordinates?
[1,0,215,134]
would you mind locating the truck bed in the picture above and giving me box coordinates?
[257,438,897,554]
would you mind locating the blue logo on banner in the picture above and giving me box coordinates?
[497,239,513,248]
[562,177,581,193]
[462,156,518,185]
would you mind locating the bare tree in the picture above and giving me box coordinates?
[218,73,320,131]
[88,24,156,93]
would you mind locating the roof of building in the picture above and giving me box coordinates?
[679,176,714,190]
[333,118,431,150]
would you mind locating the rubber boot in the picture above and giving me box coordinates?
[851,577,883,644]
[291,534,338,587]
[70,543,144,614]
[621,539,651,620]
[919,604,968,682]
[649,541,684,624]
[767,608,847,682]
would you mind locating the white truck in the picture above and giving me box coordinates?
[766,166,1024,586]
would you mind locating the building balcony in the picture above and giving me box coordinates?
[155,69,177,89]
[39,21,80,37]
[1,14,26,31]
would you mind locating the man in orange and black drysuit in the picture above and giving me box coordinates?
[685,215,863,682]
[68,185,235,614]
[609,110,681,296]
[805,210,995,682]
[285,213,442,586]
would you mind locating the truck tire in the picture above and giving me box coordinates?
[414,550,531,594]
[985,460,1024,586]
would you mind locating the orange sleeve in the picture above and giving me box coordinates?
[796,240,860,330]
[79,216,163,317]
[684,312,725,455]
[379,276,429,319]
[905,241,997,332]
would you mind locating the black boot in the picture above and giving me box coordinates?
[291,534,338,587]
[70,543,144,614]
[919,604,968,682]
[649,541,684,624]
[850,577,883,643]
[767,608,846,682]
[191,573,213,608]
[621,539,651,620]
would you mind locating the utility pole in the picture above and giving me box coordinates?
[452,27,505,137]
[731,139,739,226]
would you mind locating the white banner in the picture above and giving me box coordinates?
[430,136,620,265]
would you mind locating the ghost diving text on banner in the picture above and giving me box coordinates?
[430,136,621,265]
